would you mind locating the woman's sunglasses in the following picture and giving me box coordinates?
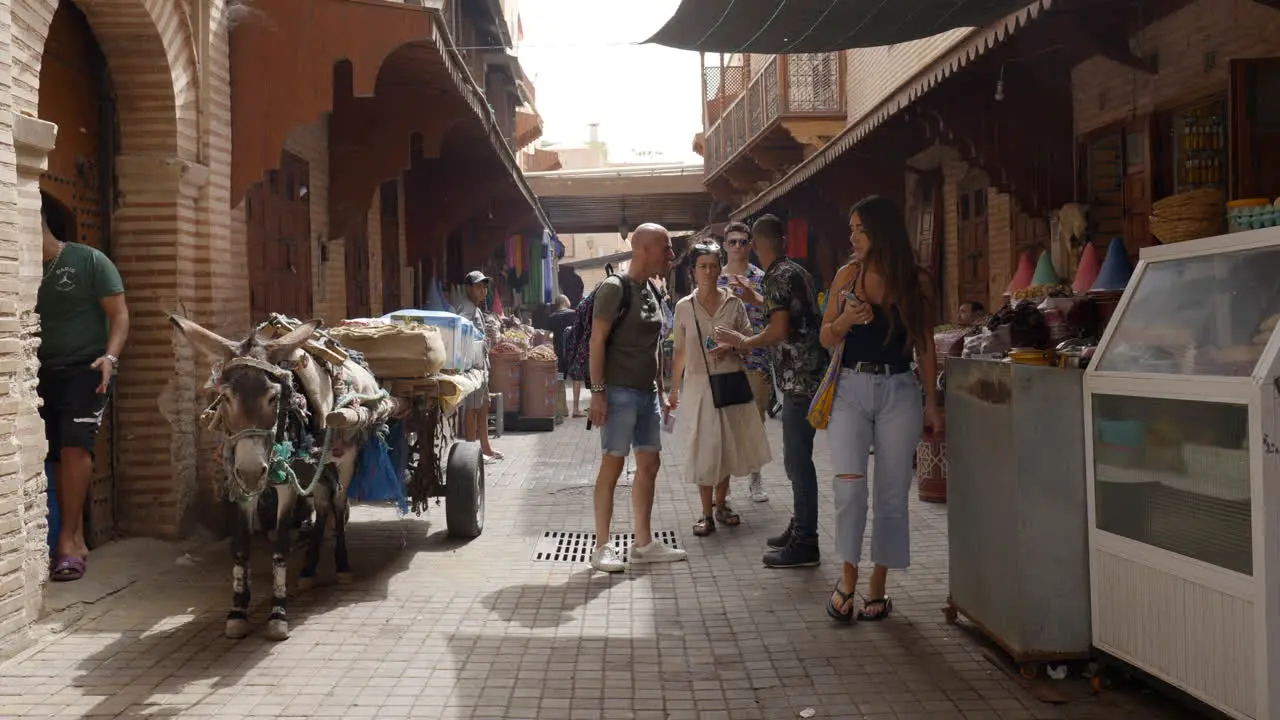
[692,242,722,254]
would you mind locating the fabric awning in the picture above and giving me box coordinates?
[645,0,1037,53]
[733,0,1051,218]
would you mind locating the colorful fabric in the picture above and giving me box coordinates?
[807,341,844,430]
[809,269,857,429]
[762,257,828,397]
[786,218,809,259]
[718,263,769,373]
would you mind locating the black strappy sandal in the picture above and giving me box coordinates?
[693,515,716,537]
[857,596,893,622]
[826,581,856,622]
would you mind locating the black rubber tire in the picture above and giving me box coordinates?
[445,440,485,538]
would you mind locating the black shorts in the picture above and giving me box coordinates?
[38,361,113,461]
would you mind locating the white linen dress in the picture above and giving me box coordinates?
[674,289,773,487]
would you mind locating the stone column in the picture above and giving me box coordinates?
[0,112,58,657]
[112,154,209,537]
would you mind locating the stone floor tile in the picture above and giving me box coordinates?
[1,404,1207,720]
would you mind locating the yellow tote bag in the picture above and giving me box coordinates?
[807,268,859,430]
[807,343,844,430]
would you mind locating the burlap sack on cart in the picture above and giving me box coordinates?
[328,324,447,378]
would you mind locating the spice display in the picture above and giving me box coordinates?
[523,345,557,362]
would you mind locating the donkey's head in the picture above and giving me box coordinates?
[170,316,319,491]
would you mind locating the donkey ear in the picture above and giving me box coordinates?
[170,315,237,362]
[263,321,318,360]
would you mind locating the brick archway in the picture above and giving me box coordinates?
[17,0,209,538]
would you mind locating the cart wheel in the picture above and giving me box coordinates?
[445,441,485,538]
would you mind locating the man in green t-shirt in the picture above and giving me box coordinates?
[37,191,130,582]
[586,223,687,572]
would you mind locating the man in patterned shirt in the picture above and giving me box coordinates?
[715,214,828,568]
[717,222,770,503]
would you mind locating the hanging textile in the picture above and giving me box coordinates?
[543,230,554,304]
[787,218,809,259]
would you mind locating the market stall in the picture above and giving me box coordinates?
[1083,225,1280,720]
[942,234,1134,673]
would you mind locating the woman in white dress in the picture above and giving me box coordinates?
[669,242,773,536]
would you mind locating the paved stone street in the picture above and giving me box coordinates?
[1,404,1207,719]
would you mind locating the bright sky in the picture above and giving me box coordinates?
[517,0,703,164]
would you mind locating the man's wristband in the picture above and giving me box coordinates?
[104,354,119,368]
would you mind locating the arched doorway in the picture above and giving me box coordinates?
[37,0,118,550]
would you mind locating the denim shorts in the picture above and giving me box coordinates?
[600,386,662,457]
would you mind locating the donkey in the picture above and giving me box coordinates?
[171,315,389,640]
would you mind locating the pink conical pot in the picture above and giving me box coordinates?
[1005,251,1036,294]
[1072,242,1102,294]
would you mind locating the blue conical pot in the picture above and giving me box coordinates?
[1091,237,1133,292]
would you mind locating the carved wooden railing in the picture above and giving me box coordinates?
[703,53,844,176]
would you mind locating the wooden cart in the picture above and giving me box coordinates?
[382,374,486,538]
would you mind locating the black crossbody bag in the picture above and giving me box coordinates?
[692,301,754,409]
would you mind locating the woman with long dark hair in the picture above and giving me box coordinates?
[817,195,942,622]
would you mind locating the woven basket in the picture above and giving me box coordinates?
[1150,215,1223,244]
[1152,187,1225,220]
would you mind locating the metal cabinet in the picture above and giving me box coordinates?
[945,358,1091,666]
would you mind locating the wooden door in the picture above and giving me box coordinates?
[913,172,945,322]
[246,152,313,323]
[1081,129,1125,245]
[39,0,118,550]
[1122,116,1153,256]
[346,216,372,319]
[956,172,989,315]
[380,180,401,312]
[1230,57,1280,201]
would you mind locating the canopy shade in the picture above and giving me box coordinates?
[645,0,1036,53]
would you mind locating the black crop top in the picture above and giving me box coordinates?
[841,301,914,368]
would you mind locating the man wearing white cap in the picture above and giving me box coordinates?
[458,270,502,462]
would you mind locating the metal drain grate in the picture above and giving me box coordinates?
[533,530,681,563]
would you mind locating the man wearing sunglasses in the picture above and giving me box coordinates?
[716,222,771,503]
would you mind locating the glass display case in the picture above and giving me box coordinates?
[1085,226,1280,720]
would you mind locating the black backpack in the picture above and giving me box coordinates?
[563,274,657,382]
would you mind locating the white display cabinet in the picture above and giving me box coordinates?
[1084,226,1280,720]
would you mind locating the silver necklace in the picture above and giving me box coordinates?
[42,242,66,282]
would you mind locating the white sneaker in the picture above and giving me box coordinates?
[591,545,625,573]
[749,473,769,503]
[630,540,688,565]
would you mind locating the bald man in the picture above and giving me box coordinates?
[587,223,686,572]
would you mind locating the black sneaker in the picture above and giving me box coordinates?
[763,538,820,568]
[767,518,796,549]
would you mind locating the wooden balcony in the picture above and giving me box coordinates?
[701,53,846,196]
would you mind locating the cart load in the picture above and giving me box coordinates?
[329,320,448,378]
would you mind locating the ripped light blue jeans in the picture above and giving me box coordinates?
[827,369,923,570]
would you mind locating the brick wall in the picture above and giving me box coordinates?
[0,0,46,661]
[1073,0,1280,136]
[987,190,1014,312]
[843,30,973,128]
[941,150,966,321]
[0,0,241,656]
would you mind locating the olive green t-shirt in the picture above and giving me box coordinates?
[37,242,125,364]
[593,275,662,392]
